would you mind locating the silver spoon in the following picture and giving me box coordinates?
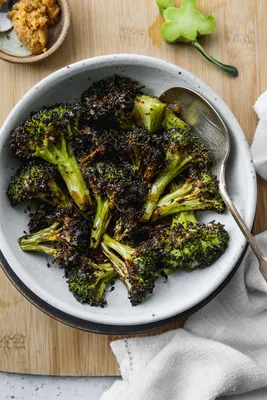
[160,87,267,279]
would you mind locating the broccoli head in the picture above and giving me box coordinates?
[28,204,76,233]
[19,209,92,267]
[141,127,211,222]
[81,75,141,127]
[152,170,225,221]
[7,161,72,208]
[10,104,92,211]
[101,233,158,305]
[157,212,229,272]
[67,259,117,307]
[122,127,166,184]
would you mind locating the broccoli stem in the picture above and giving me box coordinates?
[162,108,190,131]
[101,242,128,277]
[37,181,72,208]
[102,234,133,261]
[113,219,124,241]
[36,135,91,211]
[152,198,220,221]
[157,180,194,207]
[57,152,92,211]
[90,196,113,249]
[141,155,191,222]
[19,240,58,256]
[156,0,174,15]
[101,243,137,298]
[68,262,117,307]
[192,40,238,77]
[93,262,117,289]
[134,95,167,133]
[19,222,61,251]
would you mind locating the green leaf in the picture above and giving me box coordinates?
[161,0,216,43]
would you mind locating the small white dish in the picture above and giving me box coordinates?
[0,55,256,328]
[0,0,70,63]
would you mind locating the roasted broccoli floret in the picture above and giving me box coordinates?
[101,233,158,305]
[10,104,92,211]
[121,127,166,184]
[67,259,117,307]
[7,161,72,208]
[157,211,229,272]
[19,210,91,266]
[134,95,167,133]
[152,171,225,221]
[141,127,211,222]
[81,75,141,127]
[85,161,147,249]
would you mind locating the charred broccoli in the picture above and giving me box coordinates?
[81,75,141,127]
[134,95,167,133]
[19,209,91,265]
[67,259,117,307]
[28,204,75,233]
[10,104,92,211]
[141,128,211,222]
[152,171,225,221]
[7,161,72,208]
[101,233,158,305]
[85,161,147,249]
[157,211,229,272]
[121,127,166,184]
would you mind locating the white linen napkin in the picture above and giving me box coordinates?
[251,91,267,180]
[100,92,267,400]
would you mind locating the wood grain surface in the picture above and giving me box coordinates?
[1,0,267,376]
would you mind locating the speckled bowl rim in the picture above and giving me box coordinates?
[0,0,70,64]
[0,54,257,330]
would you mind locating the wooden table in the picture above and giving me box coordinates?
[1,0,267,376]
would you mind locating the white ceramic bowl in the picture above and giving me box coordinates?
[0,55,257,330]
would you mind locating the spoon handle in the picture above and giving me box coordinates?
[220,184,267,279]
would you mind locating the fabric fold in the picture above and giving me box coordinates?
[252,91,267,181]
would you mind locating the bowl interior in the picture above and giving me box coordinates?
[0,55,257,326]
[0,0,70,64]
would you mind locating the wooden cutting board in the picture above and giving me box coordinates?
[1,0,267,376]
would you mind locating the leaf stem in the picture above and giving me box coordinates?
[192,40,238,77]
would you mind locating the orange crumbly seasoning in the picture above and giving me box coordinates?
[8,0,61,55]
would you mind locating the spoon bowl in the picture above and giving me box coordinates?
[160,87,230,179]
[160,86,267,279]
